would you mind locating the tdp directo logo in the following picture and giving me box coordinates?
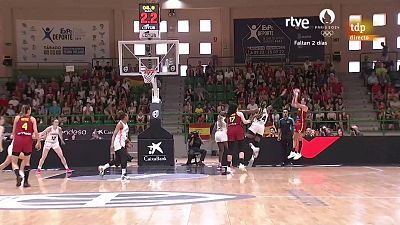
[348,17,376,41]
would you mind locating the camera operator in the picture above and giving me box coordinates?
[350,125,363,136]
[319,126,333,136]
[185,131,207,165]
[304,128,315,140]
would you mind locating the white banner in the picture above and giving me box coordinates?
[16,20,110,63]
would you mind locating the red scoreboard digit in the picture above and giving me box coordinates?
[138,3,160,39]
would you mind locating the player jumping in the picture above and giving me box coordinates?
[246,89,287,167]
[246,104,272,167]
[288,88,309,160]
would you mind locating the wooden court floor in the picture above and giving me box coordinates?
[0,165,400,225]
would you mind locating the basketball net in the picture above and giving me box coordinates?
[141,69,160,103]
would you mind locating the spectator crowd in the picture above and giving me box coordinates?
[0,61,151,133]
[363,55,400,130]
[183,58,350,135]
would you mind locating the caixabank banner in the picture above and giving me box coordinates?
[138,139,175,166]
[234,16,325,63]
[16,20,110,63]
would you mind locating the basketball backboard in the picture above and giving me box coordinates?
[118,40,179,76]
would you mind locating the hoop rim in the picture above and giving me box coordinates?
[140,69,157,83]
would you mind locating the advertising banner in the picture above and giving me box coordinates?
[234,16,325,63]
[62,126,114,140]
[16,20,110,63]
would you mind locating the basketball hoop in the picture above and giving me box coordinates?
[141,69,157,84]
[141,69,160,103]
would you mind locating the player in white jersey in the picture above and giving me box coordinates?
[246,89,287,167]
[0,116,4,153]
[36,119,72,174]
[213,111,229,170]
[246,105,272,164]
[98,111,130,180]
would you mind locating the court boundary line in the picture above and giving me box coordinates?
[256,195,400,199]
[67,174,210,182]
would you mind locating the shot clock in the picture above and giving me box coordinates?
[138,3,160,39]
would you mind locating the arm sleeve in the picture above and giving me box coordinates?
[290,118,295,126]
[237,111,251,125]
[270,95,283,109]
[277,119,282,129]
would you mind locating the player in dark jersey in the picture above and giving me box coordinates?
[226,104,252,172]
[11,105,41,187]
[288,89,309,160]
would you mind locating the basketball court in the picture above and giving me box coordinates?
[0,0,399,224]
[0,165,399,225]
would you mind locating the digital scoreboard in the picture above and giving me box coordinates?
[138,3,160,39]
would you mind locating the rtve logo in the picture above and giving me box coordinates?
[285,17,310,29]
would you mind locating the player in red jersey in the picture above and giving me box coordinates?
[11,105,41,187]
[226,103,253,173]
[288,89,309,160]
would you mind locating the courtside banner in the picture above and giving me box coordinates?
[16,20,110,63]
[234,16,324,63]
[189,124,211,140]
[62,126,114,140]
[3,125,114,141]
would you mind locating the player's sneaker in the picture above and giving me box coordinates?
[227,166,233,173]
[23,182,31,188]
[293,152,302,160]
[66,168,74,173]
[252,147,260,158]
[287,151,296,159]
[121,174,129,181]
[98,166,105,177]
[239,174,248,184]
[36,169,41,174]
[238,163,247,172]
[16,175,23,187]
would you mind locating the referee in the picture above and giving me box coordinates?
[277,109,295,166]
